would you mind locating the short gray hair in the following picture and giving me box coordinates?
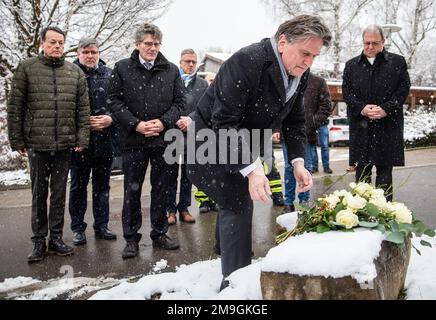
[135,23,162,44]
[274,15,332,47]
[180,48,196,57]
[77,37,99,49]
[362,25,385,41]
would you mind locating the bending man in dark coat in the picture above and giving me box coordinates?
[342,25,411,201]
[186,15,331,289]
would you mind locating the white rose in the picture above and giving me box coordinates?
[336,209,359,229]
[343,193,367,211]
[349,182,357,189]
[353,182,372,197]
[389,202,413,224]
[369,196,388,211]
[369,188,385,199]
[333,189,349,198]
[325,194,340,210]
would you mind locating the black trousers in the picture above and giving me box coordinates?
[121,147,172,242]
[28,149,71,241]
[167,153,192,214]
[69,150,113,233]
[215,201,253,278]
[355,164,393,201]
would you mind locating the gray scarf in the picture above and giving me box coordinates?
[270,37,301,103]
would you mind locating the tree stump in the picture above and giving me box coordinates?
[261,238,411,300]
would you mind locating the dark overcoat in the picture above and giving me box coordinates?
[183,75,208,116]
[74,59,114,157]
[108,50,185,150]
[342,50,410,166]
[303,73,332,144]
[187,38,308,212]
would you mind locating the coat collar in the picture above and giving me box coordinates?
[130,49,170,71]
[39,53,65,67]
[261,38,286,104]
[358,49,389,65]
[74,59,107,74]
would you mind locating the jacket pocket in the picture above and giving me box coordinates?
[25,110,34,138]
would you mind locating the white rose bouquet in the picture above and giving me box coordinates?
[276,182,435,253]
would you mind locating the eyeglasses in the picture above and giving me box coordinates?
[364,41,383,47]
[81,50,99,55]
[141,41,161,48]
[181,60,197,65]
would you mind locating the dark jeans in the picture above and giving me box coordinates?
[167,154,192,213]
[28,149,71,241]
[122,147,172,242]
[311,124,330,170]
[282,143,310,205]
[69,150,113,233]
[355,165,393,201]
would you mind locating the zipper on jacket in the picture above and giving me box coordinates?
[52,66,59,150]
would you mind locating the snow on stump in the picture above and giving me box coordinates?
[260,230,411,300]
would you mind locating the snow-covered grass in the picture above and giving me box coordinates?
[404,108,436,147]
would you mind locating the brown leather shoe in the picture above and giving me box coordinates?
[168,212,177,225]
[179,211,196,223]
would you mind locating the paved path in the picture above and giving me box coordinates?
[0,147,435,287]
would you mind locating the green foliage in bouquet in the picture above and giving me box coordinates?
[276,182,435,254]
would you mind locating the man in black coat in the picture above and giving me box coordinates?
[167,49,208,225]
[108,23,185,258]
[69,37,117,246]
[186,15,331,289]
[342,25,411,201]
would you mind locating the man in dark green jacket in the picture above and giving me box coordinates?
[7,26,90,263]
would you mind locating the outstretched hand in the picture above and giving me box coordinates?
[293,161,313,193]
[247,164,272,203]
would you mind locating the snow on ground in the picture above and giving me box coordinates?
[2,214,434,300]
[0,277,40,293]
[0,169,30,186]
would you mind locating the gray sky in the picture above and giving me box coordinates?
[154,0,279,64]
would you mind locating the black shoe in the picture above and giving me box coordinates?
[312,168,319,173]
[48,238,74,256]
[72,232,87,246]
[152,234,180,250]
[122,241,139,259]
[219,279,230,291]
[282,204,295,214]
[199,202,210,214]
[95,227,117,240]
[324,167,333,174]
[210,202,217,211]
[28,240,47,263]
[272,193,285,206]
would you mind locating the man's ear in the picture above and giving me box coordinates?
[277,34,288,54]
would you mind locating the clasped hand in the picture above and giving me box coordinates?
[362,104,387,120]
[136,119,164,137]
